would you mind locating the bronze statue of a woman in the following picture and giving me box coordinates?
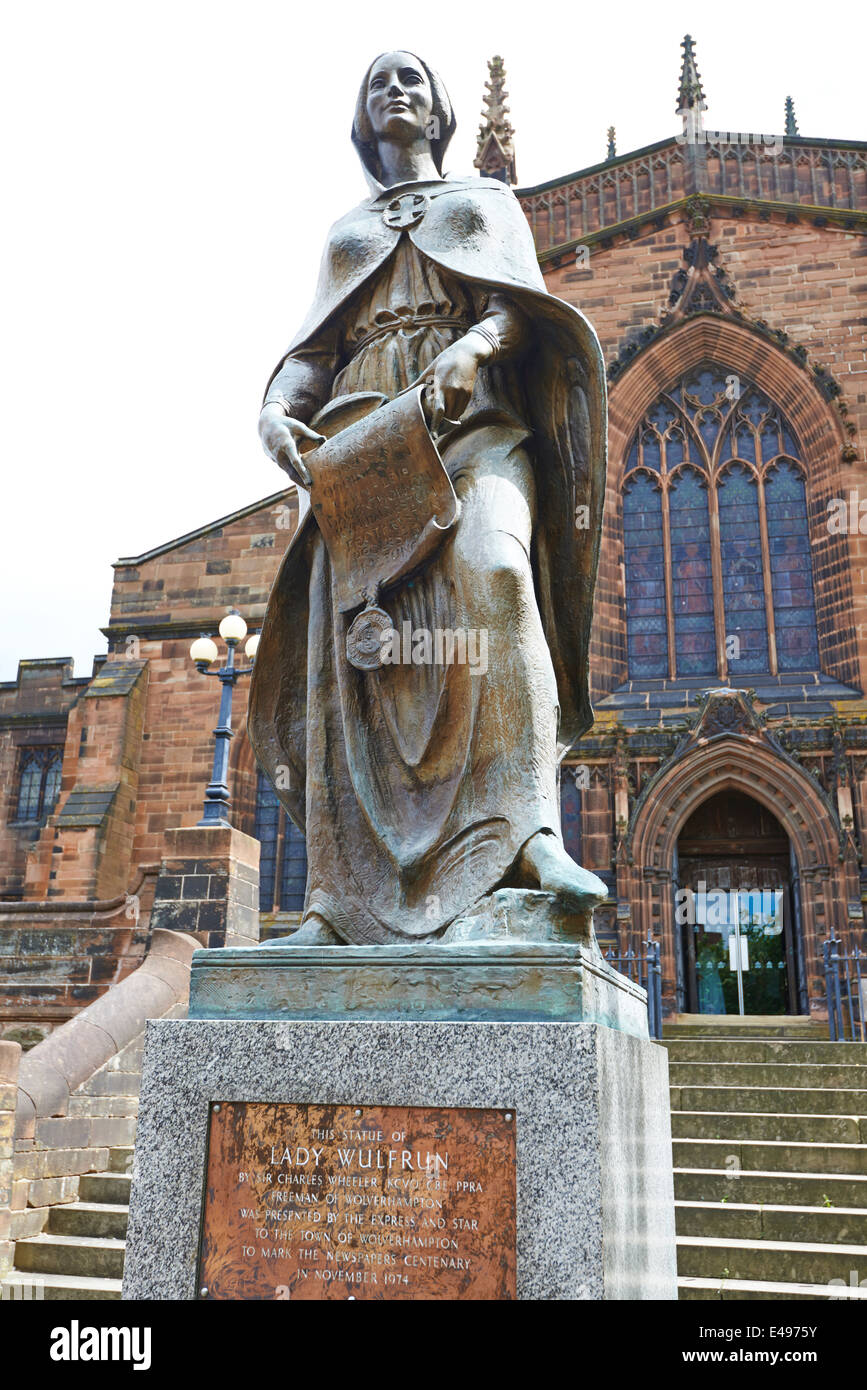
[248,52,608,946]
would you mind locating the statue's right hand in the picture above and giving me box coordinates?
[258,404,325,489]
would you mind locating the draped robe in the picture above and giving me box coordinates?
[248,175,607,944]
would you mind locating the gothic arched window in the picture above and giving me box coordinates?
[42,752,63,815]
[13,747,63,822]
[16,754,42,821]
[622,472,667,677]
[622,364,819,680]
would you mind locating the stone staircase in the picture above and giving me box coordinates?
[3,1037,142,1300]
[666,1016,867,1300]
[6,1152,130,1299]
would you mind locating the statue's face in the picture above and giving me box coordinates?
[366,52,433,143]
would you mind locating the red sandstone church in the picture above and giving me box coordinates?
[2,38,866,1039]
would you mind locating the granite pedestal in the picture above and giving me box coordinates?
[123,927,677,1300]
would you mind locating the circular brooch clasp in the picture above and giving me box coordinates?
[382,192,429,230]
[346,605,394,671]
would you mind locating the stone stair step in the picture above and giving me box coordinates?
[1,1271,122,1301]
[675,1200,867,1245]
[677,1233,867,1285]
[669,1056,867,1089]
[85,1116,138,1148]
[674,1167,867,1207]
[664,1017,826,1040]
[671,1084,867,1116]
[105,1047,144,1073]
[10,1208,48,1240]
[12,1146,110,1182]
[83,1069,145,1098]
[665,1039,867,1064]
[672,1137,867,1175]
[25,1175,79,1207]
[13,1232,125,1280]
[678,1275,867,1301]
[669,1061,867,1088]
[79,1172,131,1204]
[49,1202,129,1240]
[671,1109,862,1144]
[108,1146,135,1175]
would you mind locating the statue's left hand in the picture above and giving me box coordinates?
[422,334,493,433]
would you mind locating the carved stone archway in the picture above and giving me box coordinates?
[619,691,858,1016]
[608,313,849,470]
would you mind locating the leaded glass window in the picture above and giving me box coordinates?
[718,464,768,674]
[13,747,63,823]
[254,769,309,913]
[623,473,667,677]
[43,752,63,815]
[765,461,820,671]
[560,775,583,865]
[669,468,715,676]
[280,821,308,912]
[16,755,42,820]
[254,770,281,912]
[622,364,819,680]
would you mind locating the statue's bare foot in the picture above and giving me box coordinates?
[261,913,342,947]
[518,831,608,911]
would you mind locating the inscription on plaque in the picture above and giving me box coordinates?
[198,1102,516,1300]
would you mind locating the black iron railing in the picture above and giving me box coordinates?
[823,935,866,1042]
[604,938,663,1040]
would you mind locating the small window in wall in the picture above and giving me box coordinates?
[254,771,281,912]
[254,769,308,913]
[13,748,63,823]
[280,820,308,912]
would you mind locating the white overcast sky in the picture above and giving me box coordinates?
[2,0,864,680]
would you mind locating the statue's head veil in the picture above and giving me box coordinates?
[352,52,456,188]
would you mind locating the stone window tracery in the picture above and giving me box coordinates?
[622,364,819,679]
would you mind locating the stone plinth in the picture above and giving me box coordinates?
[123,1016,676,1300]
[189,940,649,1035]
[126,895,677,1301]
[189,889,648,1034]
[149,826,260,949]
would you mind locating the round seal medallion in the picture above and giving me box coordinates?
[382,191,429,229]
[346,606,394,671]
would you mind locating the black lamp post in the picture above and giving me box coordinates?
[190,610,259,828]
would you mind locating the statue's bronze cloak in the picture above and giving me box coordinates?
[249,174,607,870]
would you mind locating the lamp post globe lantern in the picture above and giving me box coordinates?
[219,611,248,644]
[190,635,219,670]
[189,610,258,827]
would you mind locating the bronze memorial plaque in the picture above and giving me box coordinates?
[198,1102,516,1300]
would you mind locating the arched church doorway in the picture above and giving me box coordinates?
[674,790,804,1016]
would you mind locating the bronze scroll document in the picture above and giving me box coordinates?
[304,386,459,615]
